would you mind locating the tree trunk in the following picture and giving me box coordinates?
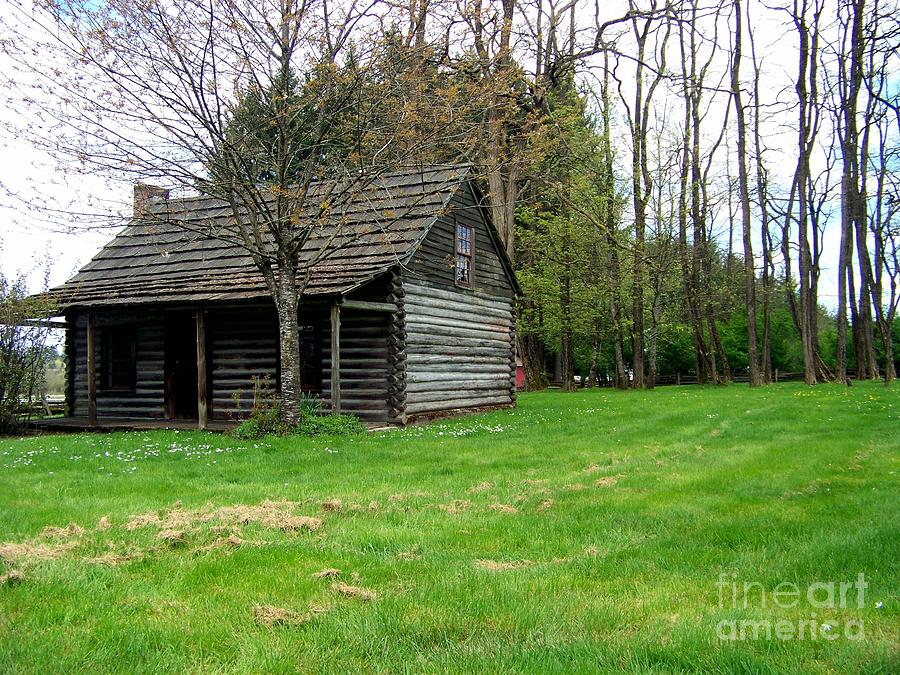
[588,325,601,388]
[609,253,628,389]
[731,0,762,386]
[791,0,819,385]
[273,265,303,424]
[560,273,575,392]
[600,58,628,390]
[632,139,646,388]
[519,297,546,390]
[836,213,853,383]
[648,285,660,389]
[485,156,518,262]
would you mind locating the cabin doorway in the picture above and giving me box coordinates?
[164,312,198,419]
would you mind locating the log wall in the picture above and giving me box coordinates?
[400,181,517,419]
[207,305,279,420]
[404,184,514,299]
[70,310,166,418]
[402,282,516,416]
[67,302,392,425]
[322,308,390,424]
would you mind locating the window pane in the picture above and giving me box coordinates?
[456,223,472,254]
[456,254,471,284]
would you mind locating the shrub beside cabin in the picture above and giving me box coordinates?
[45,165,519,429]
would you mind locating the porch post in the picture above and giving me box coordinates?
[330,300,341,415]
[86,311,97,427]
[196,308,208,429]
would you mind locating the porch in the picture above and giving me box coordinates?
[28,416,235,433]
[65,295,395,430]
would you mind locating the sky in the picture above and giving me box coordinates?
[0,0,863,310]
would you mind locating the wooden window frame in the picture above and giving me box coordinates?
[99,325,136,392]
[455,219,474,288]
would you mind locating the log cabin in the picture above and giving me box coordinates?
[44,165,519,429]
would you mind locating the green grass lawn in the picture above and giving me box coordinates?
[0,383,897,673]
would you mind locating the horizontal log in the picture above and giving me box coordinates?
[406,371,511,384]
[404,288,512,316]
[403,301,512,328]
[341,299,397,313]
[405,314,511,337]
[406,346,509,359]
[211,364,277,375]
[406,365,512,379]
[403,280,510,309]
[94,395,165,404]
[405,324,510,344]
[406,380,511,394]
[405,394,513,415]
[406,332,510,350]
[406,354,511,367]
[404,283,512,311]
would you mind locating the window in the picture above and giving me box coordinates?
[101,326,136,391]
[298,324,322,393]
[455,221,474,287]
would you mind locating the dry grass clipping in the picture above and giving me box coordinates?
[127,501,321,534]
[41,523,85,538]
[0,540,78,562]
[595,476,621,488]
[253,604,317,627]
[194,535,246,555]
[474,559,533,571]
[782,479,827,499]
[436,499,471,515]
[332,581,378,601]
[489,503,518,514]
[158,529,188,546]
[313,568,341,579]
[85,552,134,566]
[320,499,342,512]
[467,481,493,493]
[537,499,555,511]
[125,512,162,531]
[397,546,420,560]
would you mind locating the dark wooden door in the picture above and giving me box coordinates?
[164,312,198,419]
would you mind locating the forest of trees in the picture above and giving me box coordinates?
[502,0,900,390]
[2,0,898,414]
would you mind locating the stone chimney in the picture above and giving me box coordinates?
[133,183,170,218]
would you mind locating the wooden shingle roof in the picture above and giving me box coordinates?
[50,164,473,308]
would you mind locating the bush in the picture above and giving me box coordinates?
[295,411,367,437]
[228,378,365,440]
[0,271,56,434]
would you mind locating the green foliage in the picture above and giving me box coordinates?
[229,376,364,440]
[294,411,367,437]
[516,79,623,385]
[207,64,363,187]
[0,271,56,434]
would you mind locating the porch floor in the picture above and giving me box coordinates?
[27,416,393,433]
[27,417,235,433]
